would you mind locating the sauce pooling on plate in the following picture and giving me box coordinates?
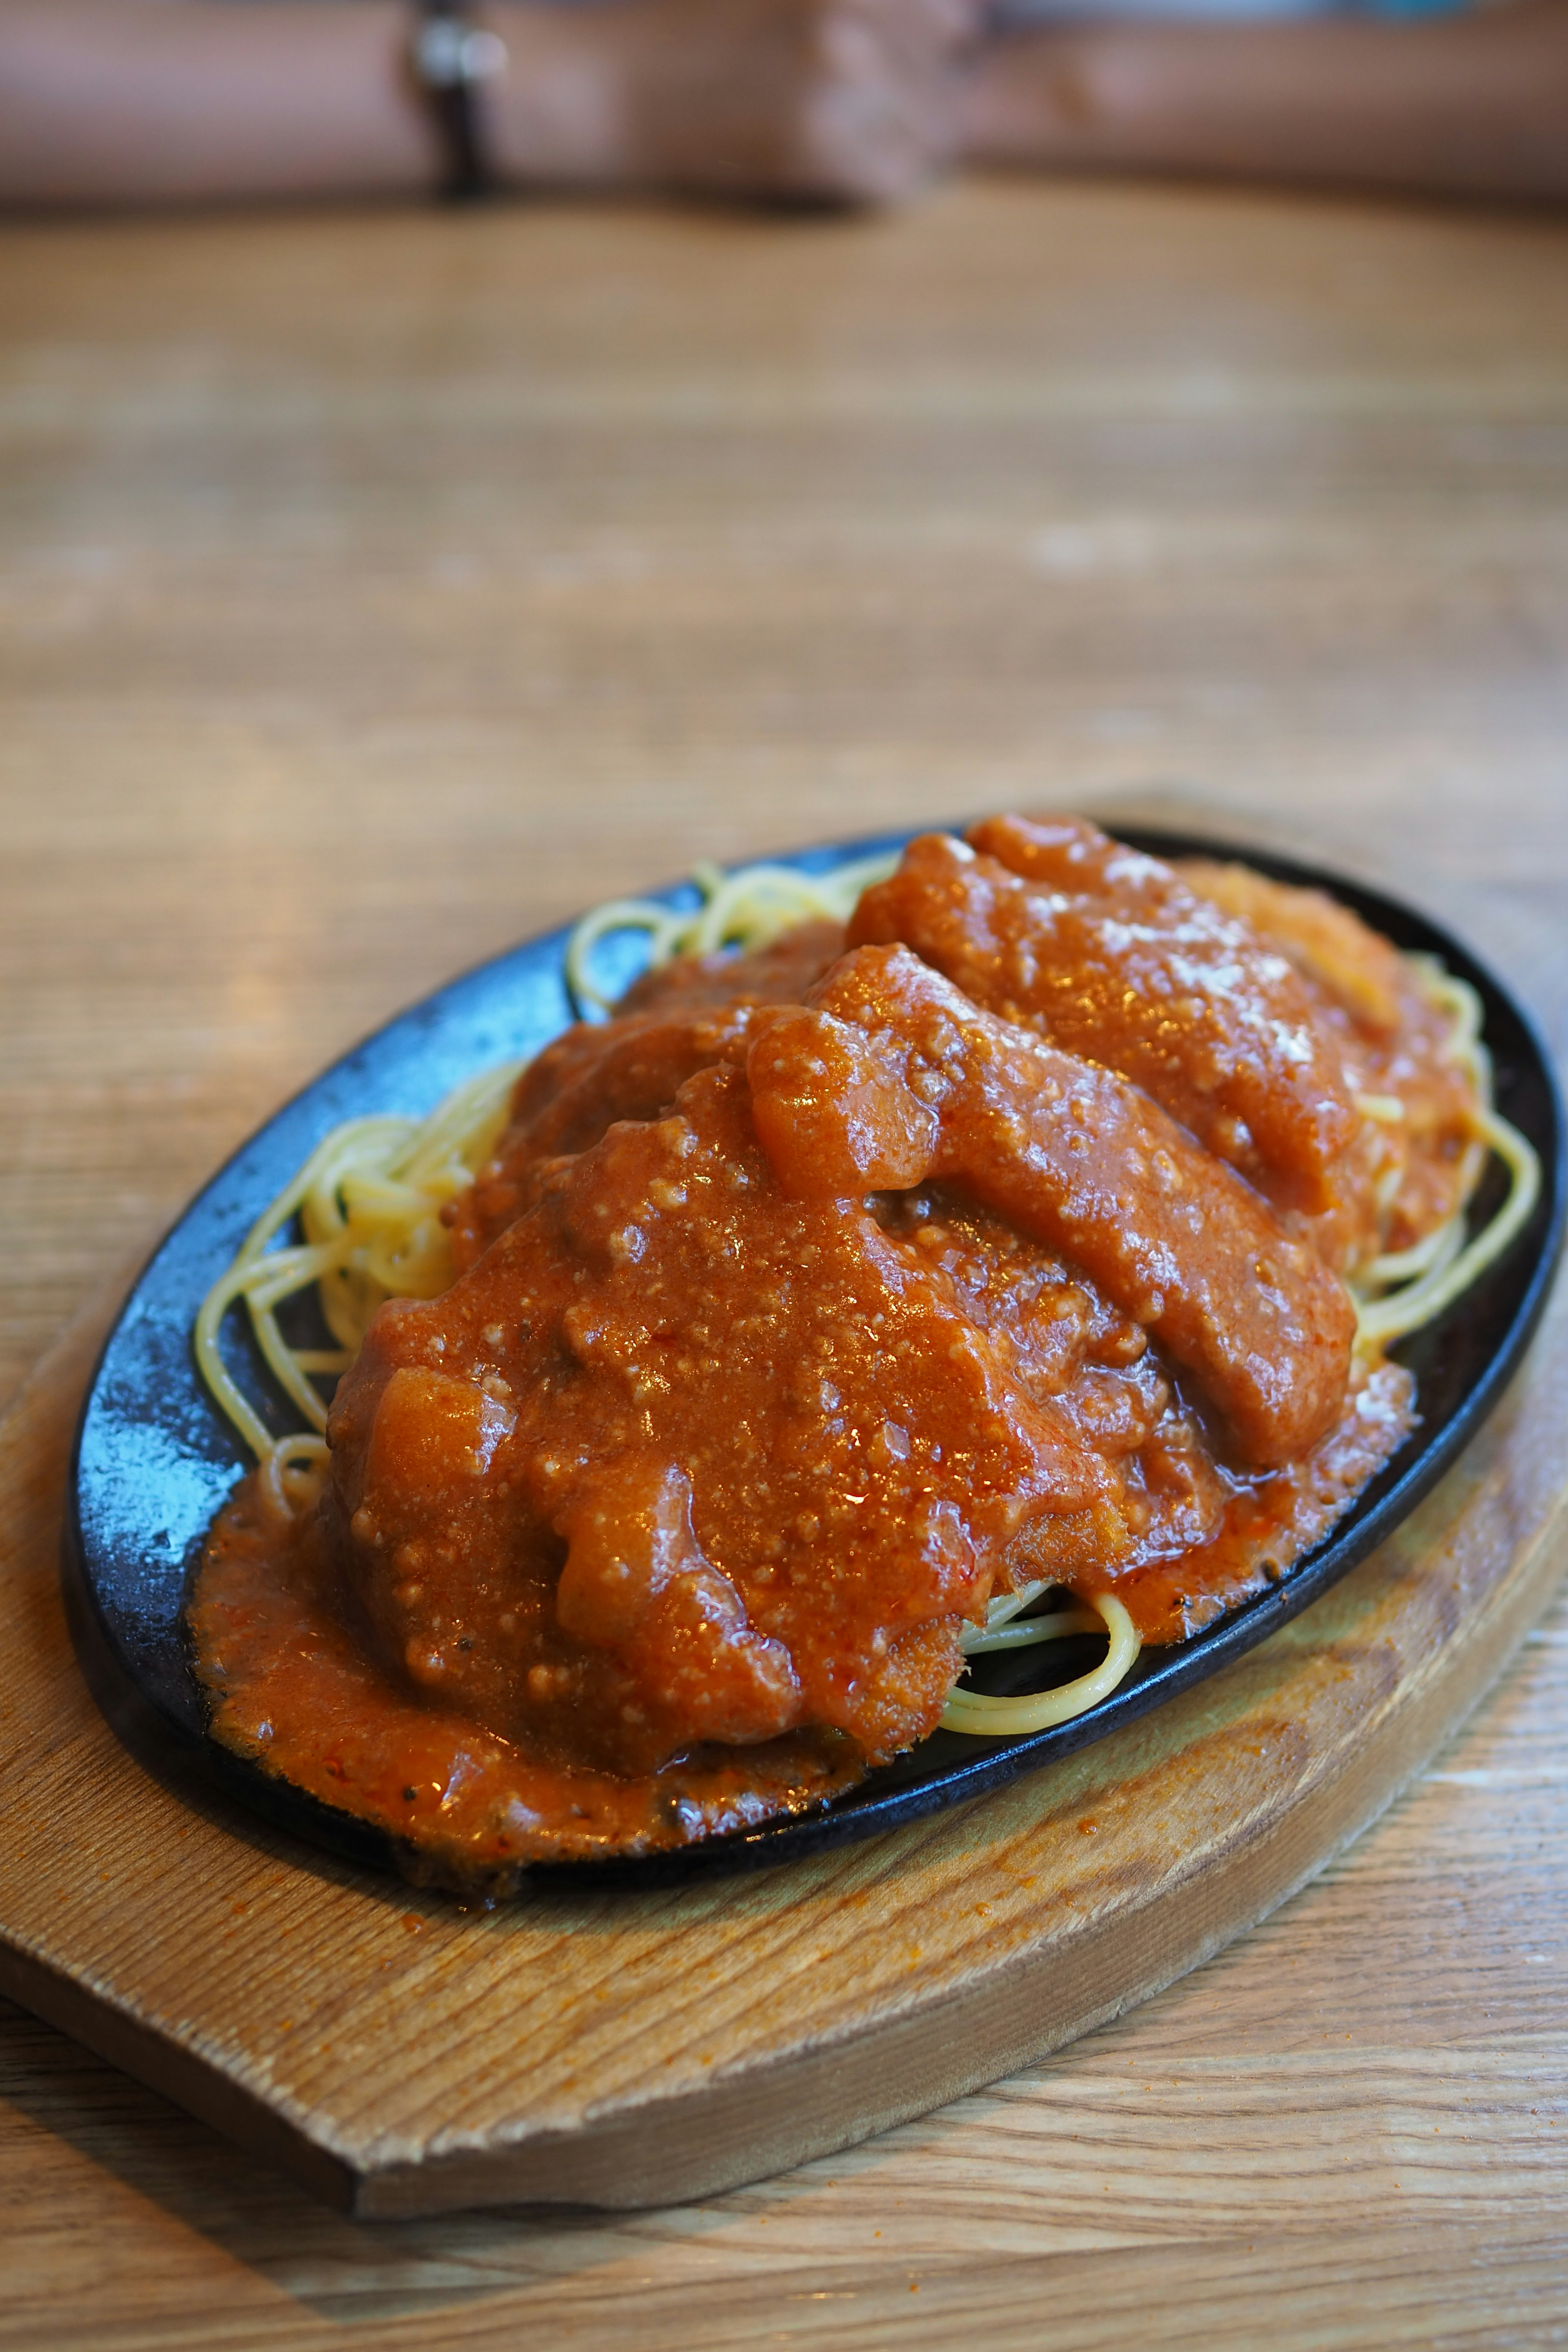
[189,818,1479,1891]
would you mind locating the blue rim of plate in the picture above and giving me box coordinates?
[62,828,1568,1890]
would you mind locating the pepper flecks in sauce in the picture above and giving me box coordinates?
[190,821,1459,1889]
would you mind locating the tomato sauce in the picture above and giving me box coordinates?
[190,821,1472,1890]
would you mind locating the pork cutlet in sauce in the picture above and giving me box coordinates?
[190,820,1471,1889]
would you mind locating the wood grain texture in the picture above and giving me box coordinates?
[1,172,1567,2339]
[3,1241,1568,2224]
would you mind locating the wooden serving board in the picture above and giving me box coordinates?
[2,1270,1566,2222]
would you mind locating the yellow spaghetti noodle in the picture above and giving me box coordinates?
[193,858,1543,1749]
[565,851,899,1016]
[195,1060,520,1466]
[942,1591,1141,1737]
[1348,962,1540,1352]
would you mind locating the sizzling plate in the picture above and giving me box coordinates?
[64,831,1567,1888]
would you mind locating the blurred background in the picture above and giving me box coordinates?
[2,0,1565,1403]
[1,13,1568,2339]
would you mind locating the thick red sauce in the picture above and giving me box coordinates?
[189,820,1472,1892]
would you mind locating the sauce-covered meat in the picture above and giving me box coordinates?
[850,819,1359,1216]
[449,1004,760,1273]
[190,819,1462,1888]
[617,919,846,1015]
[192,1500,860,1887]
[869,1184,1412,1645]
[330,1062,1126,1779]
[449,928,846,1272]
[1179,860,1481,1263]
[748,944,1356,1467]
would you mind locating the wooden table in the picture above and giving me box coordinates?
[2,175,1567,2346]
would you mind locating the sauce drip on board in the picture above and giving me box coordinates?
[190,822,1477,1891]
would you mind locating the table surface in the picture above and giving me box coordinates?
[2,174,1567,2349]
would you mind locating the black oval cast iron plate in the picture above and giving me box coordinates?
[64,829,1567,1890]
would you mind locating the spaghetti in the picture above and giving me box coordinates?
[193,846,1541,1760]
[944,1590,1140,1737]
[195,1060,520,1466]
[1351,962,1540,1350]
[565,851,899,1017]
